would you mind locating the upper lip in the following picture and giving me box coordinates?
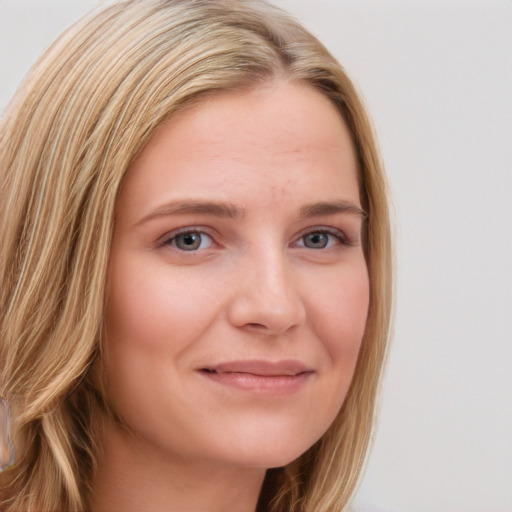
[200,360,313,376]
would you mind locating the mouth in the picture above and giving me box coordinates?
[200,359,313,377]
[197,360,314,394]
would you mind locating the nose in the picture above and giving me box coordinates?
[226,247,306,336]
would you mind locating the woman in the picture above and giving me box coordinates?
[0,1,392,511]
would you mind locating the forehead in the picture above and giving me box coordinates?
[118,80,360,220]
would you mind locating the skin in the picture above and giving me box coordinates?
[91,80,369,512]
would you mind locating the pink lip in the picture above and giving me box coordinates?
[198,360,314,394]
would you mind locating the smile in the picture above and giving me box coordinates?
[198,360,315,394]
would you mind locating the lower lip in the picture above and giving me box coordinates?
[199,371,313,394]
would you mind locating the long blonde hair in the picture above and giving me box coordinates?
[0,1,392,510]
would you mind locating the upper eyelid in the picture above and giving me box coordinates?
[297,225,345,235]
[158,226,215,246]
[294,228,351,247]
[294,225,350,240]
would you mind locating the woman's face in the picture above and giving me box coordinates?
[104,81,369,470]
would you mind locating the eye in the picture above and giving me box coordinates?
[163,231,213,251]
[302,232,330,249]
[296,229,349,249]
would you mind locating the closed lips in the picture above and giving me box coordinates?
[199,360,314,376]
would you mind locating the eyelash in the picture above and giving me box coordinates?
[295,227,353,249]
[158,226,353,252]
[158,227,214,252]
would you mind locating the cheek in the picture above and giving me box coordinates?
[292,261,369,445]
[102,259,218,428]
[306,261,370,365]
[104,259,216,357]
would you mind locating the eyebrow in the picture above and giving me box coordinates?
[137,200,244,224]
[299,200,367,219]
[137,199,366,225]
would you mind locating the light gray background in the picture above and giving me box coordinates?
[1,1,511,511]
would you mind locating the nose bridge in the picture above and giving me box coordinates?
[228,238,306,334]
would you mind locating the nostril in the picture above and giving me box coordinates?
[247,322,266,329]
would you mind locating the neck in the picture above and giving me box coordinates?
[88,421,266,512]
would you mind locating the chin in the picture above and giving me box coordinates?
[223,445,308,471]
[209,420,324,470]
